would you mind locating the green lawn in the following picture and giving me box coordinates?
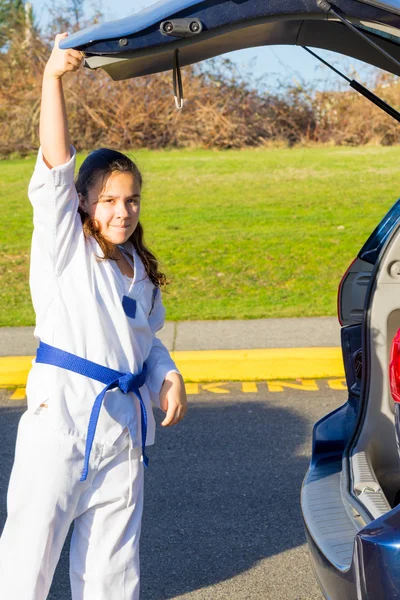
[1,145,399,326]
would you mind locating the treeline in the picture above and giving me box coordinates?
[1,0,400,156]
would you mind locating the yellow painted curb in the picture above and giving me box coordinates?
[170,347,344,382]
[0,356,34,387]
[0,348,344,387]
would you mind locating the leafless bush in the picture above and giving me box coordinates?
[308,72,400,145]
[1,15,400,156]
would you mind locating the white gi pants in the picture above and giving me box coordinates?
[0,408,144,600]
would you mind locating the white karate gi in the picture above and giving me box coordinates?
[0,146,178,600]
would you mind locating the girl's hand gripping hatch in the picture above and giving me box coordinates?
[44,32,83,80]
[160,372,188,427]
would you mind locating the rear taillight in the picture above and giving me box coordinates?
[389,329,400,403]
[337,258,357,326]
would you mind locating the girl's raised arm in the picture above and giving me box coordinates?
[40,33,83,169]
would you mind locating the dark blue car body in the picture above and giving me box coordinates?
[61,2,400,597]
[304,201,400,599]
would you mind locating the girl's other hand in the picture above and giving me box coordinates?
[160,372,188,427]
[44,32,83,80]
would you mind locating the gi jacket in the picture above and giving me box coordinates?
[26,146,179,449]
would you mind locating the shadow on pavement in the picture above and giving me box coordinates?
[141,398,313,599]
[0,396,318,599]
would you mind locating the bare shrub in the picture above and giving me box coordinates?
[0,41,318,156]
[293,70,400,146]
[1,10,400,156]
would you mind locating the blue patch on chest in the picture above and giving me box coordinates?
[122,295,137,319]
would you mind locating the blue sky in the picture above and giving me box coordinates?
[30,0,379,91]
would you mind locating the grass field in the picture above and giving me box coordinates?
[1,145,399,327]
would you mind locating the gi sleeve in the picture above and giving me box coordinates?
[28,145,82,277]
[146,287,180,408]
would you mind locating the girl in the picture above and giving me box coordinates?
[0,32,187,600]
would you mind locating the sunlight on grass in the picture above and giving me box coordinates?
[1,146,399,326]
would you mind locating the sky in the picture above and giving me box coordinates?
[29,0,381,92]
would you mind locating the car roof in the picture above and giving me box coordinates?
[60,0,400,80]
[360,0,400,16]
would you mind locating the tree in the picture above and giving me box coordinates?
[0,0,26,48]
[46,0,87,37]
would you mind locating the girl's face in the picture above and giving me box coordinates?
[79,171,141,245]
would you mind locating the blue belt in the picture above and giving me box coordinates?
[35,341,148,481]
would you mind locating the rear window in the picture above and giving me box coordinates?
[358,21,400,43]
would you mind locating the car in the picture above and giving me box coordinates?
[61,2,400,598]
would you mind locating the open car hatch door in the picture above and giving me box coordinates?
[59,0,400,81]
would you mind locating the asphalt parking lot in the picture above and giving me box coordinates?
[0,382,346,599]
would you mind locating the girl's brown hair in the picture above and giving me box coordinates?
[75,148,168,288]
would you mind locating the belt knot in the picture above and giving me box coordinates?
[118,372,136,394]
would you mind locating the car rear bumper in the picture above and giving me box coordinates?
[303,507,357,600]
